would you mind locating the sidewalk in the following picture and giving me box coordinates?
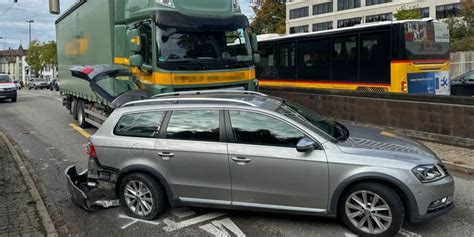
[0,133,57,236]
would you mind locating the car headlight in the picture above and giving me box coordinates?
[156,0,175,8]
[412,164,446,183]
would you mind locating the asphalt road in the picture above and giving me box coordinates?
[0,89,473,237]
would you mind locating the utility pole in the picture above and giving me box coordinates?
[26,19,34,46]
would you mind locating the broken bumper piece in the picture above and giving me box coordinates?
[65,165,120,211]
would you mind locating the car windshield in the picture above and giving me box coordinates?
[0,75,12,83]
[275,100,348,141]
[157,27,252,63]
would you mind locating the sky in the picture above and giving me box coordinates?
[0,0,254,50]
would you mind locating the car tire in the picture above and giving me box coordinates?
[28,87,31,90]
[76,100,91,128]
[34,87,37,90]
[339,182,404,237]
[119,173,166,220]
[11,97,17,103]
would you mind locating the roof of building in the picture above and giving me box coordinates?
[0,45,28,57]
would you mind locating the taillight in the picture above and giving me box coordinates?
[401,81,408,93]
[86,141,97,158]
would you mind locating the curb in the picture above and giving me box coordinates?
[0,132,59,237]
[443,161,474,175]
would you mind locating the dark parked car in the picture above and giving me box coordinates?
[28,78,48,90]
[451,70,474,96]
[49,77,60,91]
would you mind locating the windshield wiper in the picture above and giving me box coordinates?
[335,122,349,142]
[225,61,248,69]
[166,59,208,70]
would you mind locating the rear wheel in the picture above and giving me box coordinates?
[119,173,165,220]
[11,97,16,103]
[77,100,91,128]
[339,182,404,237]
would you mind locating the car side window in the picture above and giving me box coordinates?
[166,110,220,142]
[114,111,164,138]
[229,111,305,148]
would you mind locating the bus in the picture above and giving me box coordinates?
[257,19,450,95]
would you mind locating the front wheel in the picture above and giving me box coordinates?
[119,173,166,220]
[11,97,17,102]
[339,182,404,237]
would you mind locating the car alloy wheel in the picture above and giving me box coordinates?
[345,190,392,235]
[124,180,154,216]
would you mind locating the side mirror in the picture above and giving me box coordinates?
[129,55,143,67]
[127,29,141,53]
[250,33,258,52]
[49,0,60,14]
[253,53,261,64]
[296,137,316,153]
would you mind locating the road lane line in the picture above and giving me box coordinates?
[69,123,91,139]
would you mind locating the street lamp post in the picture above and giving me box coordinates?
[26,20,34,46]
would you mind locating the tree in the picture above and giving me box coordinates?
[25,40,43,74]
[250,0,286,35]
[394,5,421,20]
[41,41,57,69]
[446,1,474,52]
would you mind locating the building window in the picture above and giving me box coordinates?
[337,17,362,28]
[420,7,429,18]
[289,7,309,19]
[313,2,333,15]
[366,0,391,6]
[366,13,392,23]
[313,21,333,32]
[436,3,461,19]
[337,0,360,11]
[290,25,309,34]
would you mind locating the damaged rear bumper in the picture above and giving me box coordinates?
[65,165,120,211]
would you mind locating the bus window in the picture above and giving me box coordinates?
[297,38,330,81]
[257,44,278,79]
[279,43,296,79]
[332,35,358,82]
[359,31,390,83]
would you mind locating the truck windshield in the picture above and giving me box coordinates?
[0,75,12,83]
[157,27,252,64]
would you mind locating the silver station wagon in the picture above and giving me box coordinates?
[66,90,454,237]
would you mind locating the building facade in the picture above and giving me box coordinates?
[286,0,462,34]
[0,46,28,84]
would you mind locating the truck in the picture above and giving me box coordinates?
[50,0,259,128]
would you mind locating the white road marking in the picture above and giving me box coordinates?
[200,218,246,237]
[163,212,226,232]
[169,207,196,219]
[399,228,422,237]
[118,214,160,229]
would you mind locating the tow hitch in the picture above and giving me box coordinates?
[65,166,120,211]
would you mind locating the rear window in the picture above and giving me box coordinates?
[114,111,164,138]
[403,22,449,60]
[0,75,12,83]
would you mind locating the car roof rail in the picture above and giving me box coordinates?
[121,97,258,108]
[150,89,267,98]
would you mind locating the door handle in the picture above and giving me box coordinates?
[231,156,252,165]
[158,152,175,160]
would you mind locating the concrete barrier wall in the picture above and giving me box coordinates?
[450,51,474,79]
[261,88,474,146]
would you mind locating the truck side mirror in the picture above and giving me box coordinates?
[253,53,261,64]
[49,0,60,14]
[251,33,258,52]
[129,55,143,67]
[127,29,141,53]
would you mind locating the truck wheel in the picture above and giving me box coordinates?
[339,182,404,237]
[71,99,78,120]
[77,100,91,128]
[119,173,166,220]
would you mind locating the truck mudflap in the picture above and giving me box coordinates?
[65,166,120,211]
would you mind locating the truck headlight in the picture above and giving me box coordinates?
[157,0,175,8]
[412,164,446,183]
